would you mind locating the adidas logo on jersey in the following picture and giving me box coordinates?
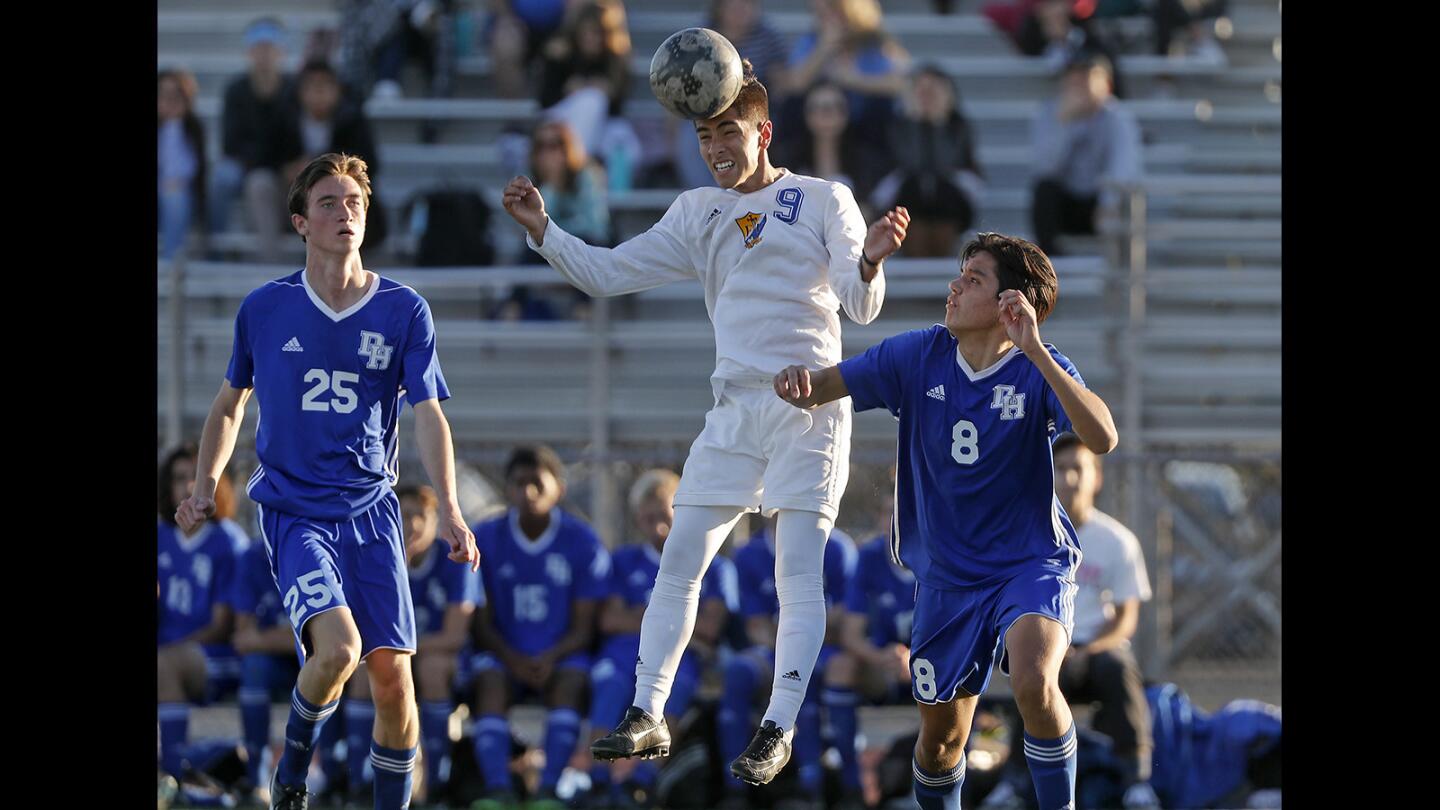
[782,670,801,681]
[926,385,945,401]
[705,207,723,225]
[282,337,304,352]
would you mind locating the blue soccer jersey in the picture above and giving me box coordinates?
[599,542,737,661]
[226,270,449,521]
[838,326,1085,588]
[735,527,857,620]
[407,541,482,636]
[157,519,248,645]
[473,509,610,655]
[844,536,916,647]
[230,542,284,630]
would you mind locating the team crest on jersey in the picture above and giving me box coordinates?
[991,385,1026,420]
[358,330,393,370]
[545,554,572,586]
[734,211,767,249]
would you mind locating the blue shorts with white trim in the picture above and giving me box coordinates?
[909,564,1075,703]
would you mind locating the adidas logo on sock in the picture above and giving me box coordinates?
[926,384,945,401]
[282,337,304,352]
[782,670,801,681]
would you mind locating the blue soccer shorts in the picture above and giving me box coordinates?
[909,565,1076,704]
[256,491,415,665]
[463,650,592,703]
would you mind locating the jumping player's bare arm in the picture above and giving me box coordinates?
[413,398,480,572]
[999,289,1118,454]
[175,382,253,532]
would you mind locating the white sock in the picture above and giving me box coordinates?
[632,505,743,718]
[761,510,832,732]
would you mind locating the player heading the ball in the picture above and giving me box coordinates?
[773,232,1118,810]
[175,152,479,810]
[501,56,909,787]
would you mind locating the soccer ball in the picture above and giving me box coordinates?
[649,27,744,120]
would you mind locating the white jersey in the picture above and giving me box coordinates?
[527,170,885,380]
[1070,509,1153,645]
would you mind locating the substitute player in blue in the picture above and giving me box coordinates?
[716,520,856,810]
[175,152,480,810]
[158,444,248,783]
[468,445,611,810]
[773,232,1119,810]
[587,469,738,808]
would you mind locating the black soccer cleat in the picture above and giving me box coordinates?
[729,720,792,786]
[591,706,672,761]
[269,770,310,810]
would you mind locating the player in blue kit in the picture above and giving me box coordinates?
[841,522,918,706]
[716,520,856,810]
[773,232,1119,810]
[174,153,480,810]
[586,469,738,809]
[157,444,248,783]
[468,446,611,810]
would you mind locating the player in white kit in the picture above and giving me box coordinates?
[500,59,908,785]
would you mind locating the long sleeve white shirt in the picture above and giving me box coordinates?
[528,170,885,381]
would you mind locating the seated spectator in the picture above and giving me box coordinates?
[484,0,573,99]
[338,0,460,100]
[982,433,1160,809]
[673,0,793,189]
[779,82,876,207]
[537,0,640,175]
[210,17,297,261]
[840,498,916,712]
[158,68,207,260]
[716,518,858,810]
[1016,0,1128,97]
[586,469,738,808]
[156,444,248,784]
[1029,50,1140,255]
[467,446,610,810]
[529,120,610,248]
[278,60,389,250]
[1152,0,1229,64]
[777,0,911,146]
[871,64,985,257]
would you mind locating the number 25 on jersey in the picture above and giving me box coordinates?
[302,369,359,413]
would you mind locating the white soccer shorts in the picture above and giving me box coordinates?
[673,378,851,521]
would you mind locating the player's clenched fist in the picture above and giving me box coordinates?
[501,175,549,241]
[998,288,1041,352]
[441,511,481,572]
[864,205,911,264]
[773,364,814,405]
[174,494,215,534]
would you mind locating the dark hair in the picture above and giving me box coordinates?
[960,232,1058,324]
[723,58,768,127]
[297,58,339,84]
[287,152,373,220]
[1052,432,1101,469]
[530,119,587,192]
[157,443,235,524]
[396,483,439,512]
[505,444,566,483]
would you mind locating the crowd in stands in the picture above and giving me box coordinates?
[157,436,1279,809]
[157,0,1244,306]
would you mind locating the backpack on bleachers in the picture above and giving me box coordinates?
[406,189,495,267]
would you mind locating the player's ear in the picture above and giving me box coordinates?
[757,119,773,150]
[292,213,308,239]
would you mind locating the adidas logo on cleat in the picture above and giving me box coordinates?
[926,384,945,401]
[782,670,801,681]
[282,337,304,352]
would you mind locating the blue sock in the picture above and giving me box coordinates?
[345,699,377,789]
[717,658,759,791]
[158,703,190,777]
[912,756,966,810]
[237,687,271,785]
[631,760,658,788]
[589,757,612,797]
[540,708,581,790]
[794,699,822,792]
[823,687,861,790]
[318,704,346,786]
[1024,724,1078,810]
[420,701,453,794]
[474,714,513,792]
[276,687,339,789]
[371,742,417,810]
